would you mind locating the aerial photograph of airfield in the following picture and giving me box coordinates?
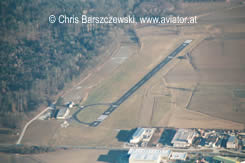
[1,0,245,163]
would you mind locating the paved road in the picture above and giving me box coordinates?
[3,143,245,158]
[72,103,111,125]
[87,40,192,127]
[16,107,52,144]
[48,145,245,157]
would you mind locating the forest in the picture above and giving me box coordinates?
[0,0,180,128]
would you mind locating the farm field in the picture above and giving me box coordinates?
[20,3,245,149]
[165,5,245,128]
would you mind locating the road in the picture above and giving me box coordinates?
[88,40,192,127]
[19,37,190,144]
[16,107,52,145]
[3,143,245,158]
[48,145,245,158]
[72,103,111,125]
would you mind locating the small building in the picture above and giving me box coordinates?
[128,148,171,163]
[171,129,197,147]
[226,135,238,149]
[205,135,218,147]
[38,110,52,120]
[242,139,245,149]
[169,152,187,161]
[56,107,70,119]
[66,101,74,108]
[214,138,222,148]
[142,128,155,142]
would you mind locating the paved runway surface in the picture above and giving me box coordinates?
[76,40,192,127]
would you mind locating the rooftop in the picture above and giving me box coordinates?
[132,128,145,138]
[170,152,187,160]
[171,129,195,143]
[128,148,171,161]
[57,107,69,117]
[227,136,236,143]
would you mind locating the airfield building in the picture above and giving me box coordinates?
[56,107,70,119]
[130,128,155,144]
[38,110,52,120]
[130,128,145,144]
[171,129,197,147]
[128,148,171,163]
[66,101,74,108]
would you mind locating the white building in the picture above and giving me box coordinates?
[130,128,145,144]
[226,135,238,149]
[171,129,197,147]
[128,148,171,163]
[56,107,70,119]
[130,128,155,144]
[66,101,74,108]
[169,152,187,161]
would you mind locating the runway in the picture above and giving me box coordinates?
[84,40,192,127]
